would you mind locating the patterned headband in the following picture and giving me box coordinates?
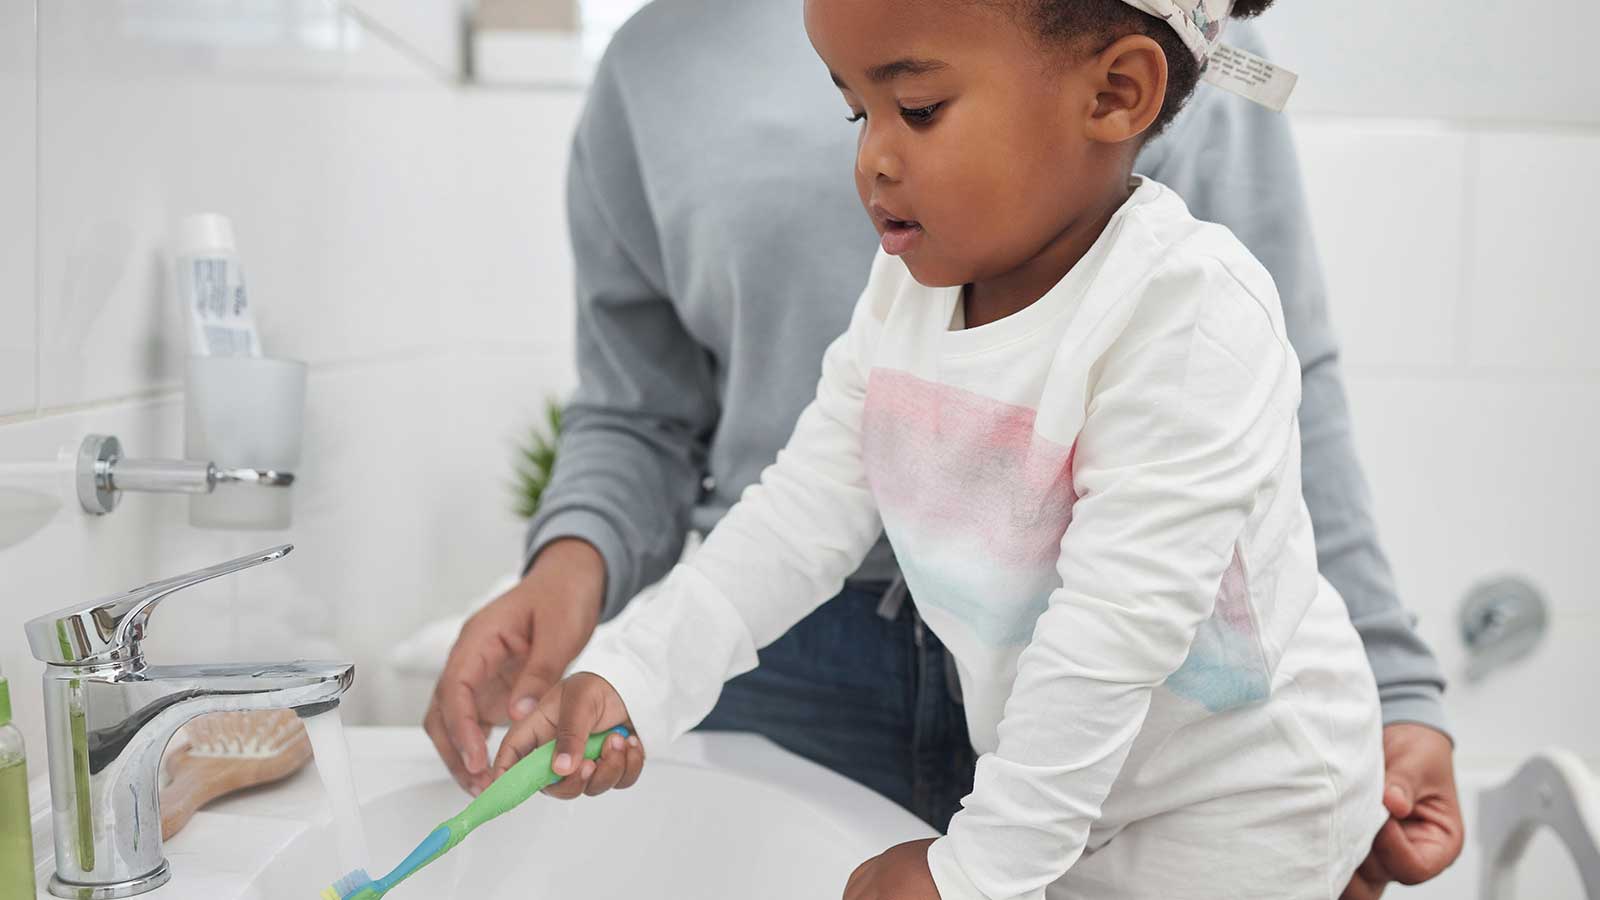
[1116,0,1298,112]
[1118,0,1232,63]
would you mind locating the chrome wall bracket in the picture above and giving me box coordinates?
[75,434,295,516]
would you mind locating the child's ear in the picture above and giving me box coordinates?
[1085,34,1168,144]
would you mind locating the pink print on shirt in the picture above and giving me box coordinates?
[863,368,1076,646]
[863,367,1269,711]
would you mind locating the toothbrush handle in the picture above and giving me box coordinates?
[371,729,630,895]
[455,729,624,834]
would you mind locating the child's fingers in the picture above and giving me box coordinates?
[552,672,628,780]
[615,735,646,790]
[491,684,562,773]
[583,732,630,796]
[491,712,545,772]
[552,677,604,779]
[543,759,591,800]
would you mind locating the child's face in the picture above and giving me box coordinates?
[806,0,1107,289]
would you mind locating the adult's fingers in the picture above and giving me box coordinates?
[423,701,474,793]
[1340,848,1391,900]
[436,638,503,777]
[1383,780,1415,819]
[507,652,566,722]
[1371,816,1435,884]
[1380,806,1464,884]
[438,671,489,776]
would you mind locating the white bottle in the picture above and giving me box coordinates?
[173,214,263,358]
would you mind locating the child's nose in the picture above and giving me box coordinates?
[856,122,903,183]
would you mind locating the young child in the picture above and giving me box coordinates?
[495,1,1385,897]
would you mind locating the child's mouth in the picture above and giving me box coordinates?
[880,217,924,257]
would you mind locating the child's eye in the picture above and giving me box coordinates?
[899,102,942,125]
[846,110,866,123]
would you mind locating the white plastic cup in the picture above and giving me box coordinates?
[185,356,306,530]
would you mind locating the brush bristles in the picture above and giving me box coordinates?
[182,710,305,758]
[325,868,373,899]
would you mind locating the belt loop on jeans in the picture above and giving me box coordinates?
[877,573,908,621]
[944,653,964,705]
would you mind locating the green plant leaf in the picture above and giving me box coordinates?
[513,397,565,520]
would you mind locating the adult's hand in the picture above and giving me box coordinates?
[844,839,941,900]
[423,538,605,795]
[1342,723,1465,900]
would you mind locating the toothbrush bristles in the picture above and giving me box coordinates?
[329,868,373,898]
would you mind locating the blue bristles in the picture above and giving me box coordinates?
[323,868,374,899]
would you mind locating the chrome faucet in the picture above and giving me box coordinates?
[24,544,355,899]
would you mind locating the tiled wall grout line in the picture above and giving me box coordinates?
[1454,130,1479,370]
[1290,110,1600,139]
[0,340,569,429]
[30,0,40,419]
[0,386,181,429]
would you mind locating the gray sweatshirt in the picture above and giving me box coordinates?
[527,0,1449,734]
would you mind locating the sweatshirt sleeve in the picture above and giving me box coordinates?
[524,51,720,623]
[1139,20,1449,735]
[927,259,1302,900]
[569,262,891,750]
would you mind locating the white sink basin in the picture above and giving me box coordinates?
[33,728,936,899]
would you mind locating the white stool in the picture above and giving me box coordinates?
[1479,750,1600,899]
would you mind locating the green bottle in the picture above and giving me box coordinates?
[0,663,37,899]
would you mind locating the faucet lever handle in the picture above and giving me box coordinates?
[25,544,294,665]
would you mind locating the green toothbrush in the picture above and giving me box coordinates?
[320,727,629,900]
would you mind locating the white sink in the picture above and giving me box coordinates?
[33,728,936,899]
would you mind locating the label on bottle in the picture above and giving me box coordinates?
[181,256,263,357]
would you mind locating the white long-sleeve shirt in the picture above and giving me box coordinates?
[576,178,1347,899]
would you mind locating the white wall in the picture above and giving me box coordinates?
[0,0,35,417]
[1258,5,1600,897]
[0,0,583,761]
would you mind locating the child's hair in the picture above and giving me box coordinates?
[1022,0,1276,137]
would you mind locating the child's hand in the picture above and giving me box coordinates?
[843,838,941,900]
[490,672,645,800]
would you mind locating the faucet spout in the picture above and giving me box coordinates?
[82,662,353,774]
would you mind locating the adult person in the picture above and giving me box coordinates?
[426,2,1463,895]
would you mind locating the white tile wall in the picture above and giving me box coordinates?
[34,0,454,409]
[342,0,466,78]
[1345,375,1598,623]
[1339,370,1600,847]
[1465,132,1600,373]
[1294,119,1470,368]
[1,1,582,763]
[1257,1,1600,126]
[0,0,36,417]
[451,89,583,348]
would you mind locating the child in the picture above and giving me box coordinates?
[495,1,1385,897]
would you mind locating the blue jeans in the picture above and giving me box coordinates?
[695,583,977,833]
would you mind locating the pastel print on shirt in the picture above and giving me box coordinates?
[862,367,1269,712]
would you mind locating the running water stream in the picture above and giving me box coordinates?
[303,706,372,880]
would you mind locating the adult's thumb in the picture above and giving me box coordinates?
[508,656,564,721]
[1384,780,1415,818]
